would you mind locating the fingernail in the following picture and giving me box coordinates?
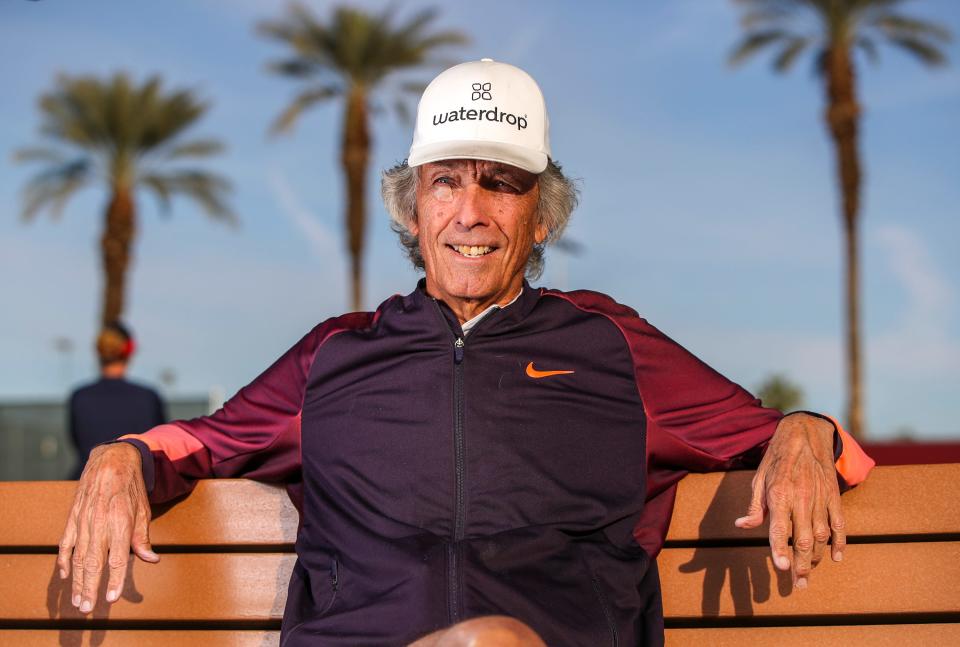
[106,589,118,602]
[796,577,808,589]
[776,556,790,570]
[72,595,81,608]
[835,551,843,562]
[59,569,66,579]
[79,600,92,613]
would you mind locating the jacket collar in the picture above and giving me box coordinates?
[402,278,541,336]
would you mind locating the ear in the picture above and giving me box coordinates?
[534,222,548,245]
[408,216,420,237]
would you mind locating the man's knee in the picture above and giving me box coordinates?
[411,615,546,647]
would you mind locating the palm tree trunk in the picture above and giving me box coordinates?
[824,46,864,439]
[341,86,370,312]
[100,187,136,326]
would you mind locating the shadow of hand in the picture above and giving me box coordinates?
[675,472,792,616]
[46,557,143,646]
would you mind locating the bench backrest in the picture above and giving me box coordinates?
[1,464,958,645]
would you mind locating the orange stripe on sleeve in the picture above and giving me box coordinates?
[120,423,206,462]
[825,415,875,486]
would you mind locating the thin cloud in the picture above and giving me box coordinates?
[871,224,960,376]
[267,166,339,259]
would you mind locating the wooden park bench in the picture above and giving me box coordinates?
[1,463,958,645]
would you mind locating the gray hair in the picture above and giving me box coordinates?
[381,160,579,280]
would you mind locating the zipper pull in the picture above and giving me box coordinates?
[454,337,465,364]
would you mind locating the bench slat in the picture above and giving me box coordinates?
[665,624,960,646]
[0,480,298,547]
[0,630,280,646]
[3,465,957,547]
[0,554,292,622]
[3,543,959,622]
[667,463,960,542]
[660,541,960,618]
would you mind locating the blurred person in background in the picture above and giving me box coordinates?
[67,322,166,479]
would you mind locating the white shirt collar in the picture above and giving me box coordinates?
[461,288,523,336]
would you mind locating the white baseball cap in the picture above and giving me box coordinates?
[407,58,551,174]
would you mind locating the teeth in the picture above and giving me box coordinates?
[455,245,493,257]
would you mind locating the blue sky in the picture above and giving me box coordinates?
[1,0,958,440]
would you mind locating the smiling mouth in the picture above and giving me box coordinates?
[448,244,496,258]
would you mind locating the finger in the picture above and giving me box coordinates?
[71,496,92,609]
[105,508,132,603]
[766,486,792,572]
[734,472,768,529]
[827,486,847,562]
[57,508,79,581]
[131,500,160,563]
[79,506,109,613]
[791,485,814,589]
[811,477,830,569]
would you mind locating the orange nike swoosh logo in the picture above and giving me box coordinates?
[525,362,575,378]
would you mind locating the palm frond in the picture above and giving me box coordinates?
[12,146,68,164]
[773,35,813,71]
[266,57,322,78]
[20,157,93,221]
[162,138,226,160]
[399,80,428,96]
[137,86,209,153]
[553,237,585,255]
[408,32,470,55]
[394,6,440,42]
[740,7,793,30]
[392,97,413,126]
[857,37,880,65]
[885,35,949,66]
[870,13,952,42]
[729,30,792,66]
[142,170,236,224]
[38,75,110,149]
[140,173,173,216]
[270,85,341,134]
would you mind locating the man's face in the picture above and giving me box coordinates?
[412,159,545,321]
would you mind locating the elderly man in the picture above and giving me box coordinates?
[59,59,873,646]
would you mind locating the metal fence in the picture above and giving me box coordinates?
[0,397,213,481]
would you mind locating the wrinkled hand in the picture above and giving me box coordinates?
[734,413,845,589]
[57,442,159,613]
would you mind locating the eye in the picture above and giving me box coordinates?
[492,179,519,193]
[433,176,455,186]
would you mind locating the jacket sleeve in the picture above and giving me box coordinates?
[577,294,873,557]
[119,314,368,504]
[610,312,873,486]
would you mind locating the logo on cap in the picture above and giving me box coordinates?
[471,82,492,101]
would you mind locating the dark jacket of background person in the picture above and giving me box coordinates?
[68,378,166,479]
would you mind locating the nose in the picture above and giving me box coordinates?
[453,184,490,231]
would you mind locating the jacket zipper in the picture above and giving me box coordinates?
[432,299,467,626]
[449,335,465,624]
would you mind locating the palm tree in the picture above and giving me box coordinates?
[756,373,804,412]
[729,0,951,439]
[258,4,467,311]
[15,73,234,327]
